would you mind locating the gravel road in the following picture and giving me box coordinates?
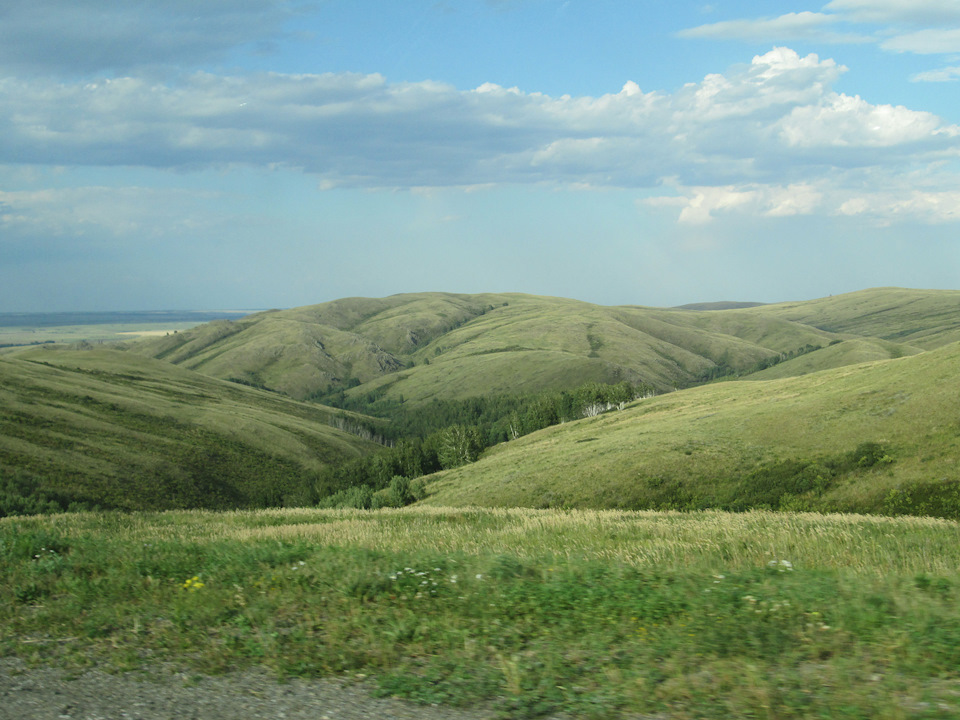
[0,658,509,720]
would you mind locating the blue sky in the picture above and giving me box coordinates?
[2,0,959,311]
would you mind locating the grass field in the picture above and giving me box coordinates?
[3,506,960,719]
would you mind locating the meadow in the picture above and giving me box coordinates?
[4,506,960,719]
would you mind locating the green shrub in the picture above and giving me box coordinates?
[884,480,960,519]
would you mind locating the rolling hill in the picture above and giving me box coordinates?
[128,288,960,407]
[420,338,960,518]
[751,287,960,349]
[6,286,958,517]
[0,346,380,513]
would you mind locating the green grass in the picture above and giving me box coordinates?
[752,287,960,349]
[422,340,960,517]
[0,347,380,512]
[745,337,920,380]
[3,507,960,719]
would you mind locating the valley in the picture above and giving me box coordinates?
[3,286,960,719]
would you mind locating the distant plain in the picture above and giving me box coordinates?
[0,310,258,347]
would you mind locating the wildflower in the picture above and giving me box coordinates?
[181,575,205,591]
[476,574,483,581]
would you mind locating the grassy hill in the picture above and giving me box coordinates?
[750,287,960,350]
[420,339,960,518]
[11,287,956,516]
[120,291,864,402]
[128,288,960,408]
[0,346,380,513]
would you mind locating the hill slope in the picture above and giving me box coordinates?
[0,347,380,513]
[750,287,960,349]
[128,289,958,404]
[421,340,960,518]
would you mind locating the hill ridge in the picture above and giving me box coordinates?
[126,287,960,405]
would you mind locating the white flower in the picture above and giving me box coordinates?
[476,574,483,581]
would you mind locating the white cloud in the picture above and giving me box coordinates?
[881,28,960,54]
[1,47,958,225]
[824,0,960,25]
[682,1,960,60]
[779,94,952,148]
[836,189,960,223]
[677,11,868,44]
[644,171,960,225]
[642,183,824,224]
[912,66,960,82]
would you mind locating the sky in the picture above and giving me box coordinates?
[2,0,959,311]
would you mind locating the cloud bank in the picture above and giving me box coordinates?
[3,46,957,227]
[0,0,302,76]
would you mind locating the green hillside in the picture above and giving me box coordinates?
[129,293,504,400]
[0,346,380,513]
[124,292,854,403]
[20,286,951,518]
[421,340,960,518]
[751,287,960,349]
[129,288,960,408]
[744,337,921,381]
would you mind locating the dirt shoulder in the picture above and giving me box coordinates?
[0,658,507,720]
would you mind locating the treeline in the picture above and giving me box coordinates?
[326,380,652,442]
[697,343,828,383]
[314,380,652,509]
[1,379,652,517]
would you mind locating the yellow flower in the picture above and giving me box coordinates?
[181,575,205,591]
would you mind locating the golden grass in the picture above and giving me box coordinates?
[35,506,960,577]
